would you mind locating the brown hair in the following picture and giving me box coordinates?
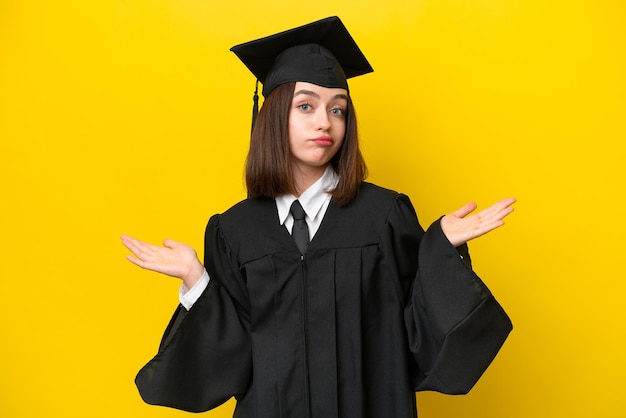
[245,82,367,206]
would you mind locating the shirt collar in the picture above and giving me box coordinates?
[276,166,339,225]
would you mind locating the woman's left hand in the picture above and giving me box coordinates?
[440,198,516,247]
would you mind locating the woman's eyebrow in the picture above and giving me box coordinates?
[293,90,348,102]
[293,89,320,99]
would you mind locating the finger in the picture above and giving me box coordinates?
[475,201,516,234]
[121,235,148,250]
[121,237,150,259]
[121,234,138,250]
[125,254,142,266]
[123,235,163,254]
[499,198,516,219]
[502,197,517,206]
[477,198,516,221]
[125,254,160,271]
[125,254,150,269]
[491,197,516,213]
[451,202,477,219]
[121,236,145,257]
[122,237,164,263]
[163,238,179,249]
[489,199,516,222]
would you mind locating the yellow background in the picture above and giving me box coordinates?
[1,1,625,417]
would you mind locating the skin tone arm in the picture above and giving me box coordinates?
[120,197,516,285]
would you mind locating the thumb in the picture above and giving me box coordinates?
[163,238,179,249]
[451,202,478,219]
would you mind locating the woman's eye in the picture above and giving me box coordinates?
[298,103,312,111]
[330,108,345,116]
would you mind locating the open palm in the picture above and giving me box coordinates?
[440,198,516,247]
[121,235,205,288]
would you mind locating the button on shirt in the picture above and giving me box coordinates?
[179,166,340,310]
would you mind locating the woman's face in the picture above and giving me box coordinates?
[288,81,347,175]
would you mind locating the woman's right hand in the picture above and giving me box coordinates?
[121,235,205,289]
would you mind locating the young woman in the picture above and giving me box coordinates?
[122,16,515,418]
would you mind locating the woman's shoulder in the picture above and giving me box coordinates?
[359,182,400,199]
[356,182,413,209]
[353,182,418,224]
[331,182,411,225]
[206,196,286,260]
[212,196,277,232]
[222,196,274,216]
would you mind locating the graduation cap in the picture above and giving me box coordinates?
[230,16,373,129]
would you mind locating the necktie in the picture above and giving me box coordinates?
[290,200,309,255]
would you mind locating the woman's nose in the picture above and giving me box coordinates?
[315,109,331,130]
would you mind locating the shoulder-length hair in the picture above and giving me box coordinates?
[245,82,367,206]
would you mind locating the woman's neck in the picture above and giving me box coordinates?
[292,164,328,197]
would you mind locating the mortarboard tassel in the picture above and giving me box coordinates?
[251,79,259,134]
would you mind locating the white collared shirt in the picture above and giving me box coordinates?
[275,166,339,238]
[179,166,339,310]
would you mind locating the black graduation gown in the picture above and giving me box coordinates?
[135,183,512,417]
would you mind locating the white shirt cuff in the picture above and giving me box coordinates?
[179,269,210,311]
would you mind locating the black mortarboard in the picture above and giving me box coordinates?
[230,16,373,130]
[231,16,373,97]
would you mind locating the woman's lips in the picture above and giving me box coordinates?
[312,136,333,146]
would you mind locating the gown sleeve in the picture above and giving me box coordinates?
[134,215,252,412]
[388,195,513,395]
